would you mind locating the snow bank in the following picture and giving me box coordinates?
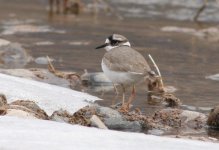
[0,73,101,115]
[0,116,218,150]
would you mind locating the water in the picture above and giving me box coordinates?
[0,0,219,138]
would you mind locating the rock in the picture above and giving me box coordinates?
[6,109,38,119]
[50,106,94,126]
[90,115,108,129]
[9,100,48,120]
[0,43,31,68]
[50,109,72,123]
[0,68,76,88]
[0,94,7,107]
[50,105,143,132]
[8,100,49,120]
[104,117,142,132]
[151,108,207,132]
[0,94,48,119]
[34,56,54,65]
[95,106,143,132]
[207,105,219,128]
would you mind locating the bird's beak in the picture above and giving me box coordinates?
[95,43,108,49]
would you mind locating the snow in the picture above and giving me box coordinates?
[0,116,218,150]
[0,73,101,116]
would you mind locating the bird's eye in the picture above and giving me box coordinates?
[111,40,119,46]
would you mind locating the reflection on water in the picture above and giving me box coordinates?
[111,0,219,22]
[1,0,219,139]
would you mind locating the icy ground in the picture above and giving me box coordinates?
[0,116,218,150]
[0,73,101,116]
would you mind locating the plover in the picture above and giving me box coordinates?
[96,34,155,110]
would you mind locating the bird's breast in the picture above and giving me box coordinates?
[101,59,144,85]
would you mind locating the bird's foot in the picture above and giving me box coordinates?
[118,103,130,113]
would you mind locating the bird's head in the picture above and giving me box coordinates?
[96,34,131,51]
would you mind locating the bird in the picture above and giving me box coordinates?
[96,34,155,111]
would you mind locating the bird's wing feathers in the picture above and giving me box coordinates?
[103,46,151,74]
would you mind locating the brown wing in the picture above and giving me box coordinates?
[103,46,151,74]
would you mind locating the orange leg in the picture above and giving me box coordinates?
[118,84,135,113]
[127,85,136,107]
[121,84,126,106]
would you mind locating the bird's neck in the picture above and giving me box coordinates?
[105,42,131,51]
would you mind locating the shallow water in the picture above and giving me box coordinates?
[111,0,219,22]
[0,0,219,138]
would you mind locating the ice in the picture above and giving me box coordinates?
[206,74,219,81]
[0,116,218,150]
[0,73,101,116]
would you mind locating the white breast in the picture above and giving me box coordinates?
[101,60,144,85]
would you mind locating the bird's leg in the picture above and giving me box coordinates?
[127,85,136,107]
[118,84,130,113]
[113,83,119,96]
[121,84,126,106]
[111,83,119,105]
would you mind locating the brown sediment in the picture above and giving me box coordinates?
[147,76,181,107]
[51,106,103,126]
[0,106,7,115]
[152,109,182,128]
[207,105,219,128]
[9,100,49,120]
[68,106,93,126]
[162,93,181,107]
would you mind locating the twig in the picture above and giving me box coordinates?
[148,54,164,87]
[46,55,80,80]
[193,0,208,22]
[46,56,56,73]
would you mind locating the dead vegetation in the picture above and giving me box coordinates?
[152,109,182,129]
[47,56,81,88]
[147,55,181,107]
